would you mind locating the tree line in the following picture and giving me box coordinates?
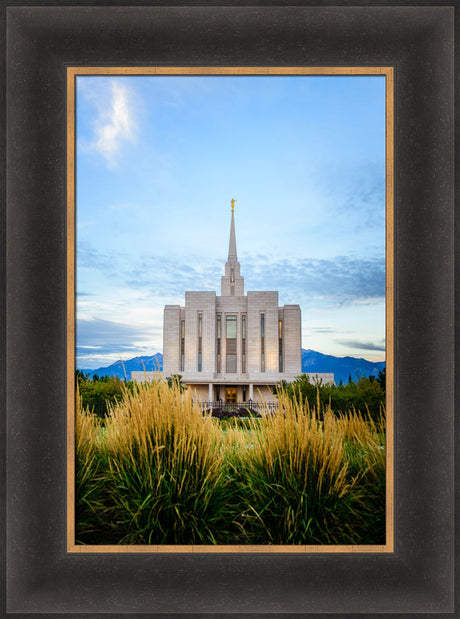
[76,369,385,420]
[76,370,129,417]
[274,368,386,421]
[76,371,184,417]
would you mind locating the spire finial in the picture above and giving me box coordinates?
[228,199,238,262]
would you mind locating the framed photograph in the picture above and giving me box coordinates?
[68,66,393,554]
[4,3,455,615]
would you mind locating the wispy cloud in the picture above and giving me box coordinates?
[310,161,385,238]
[311,327,338,334]
[77,243,119,271]
[76,317,161,367]
[124,255,223,298]
[130,253,385,309]
[76,291,94,298]
[85,81,137,168]
[77,241,385,311]
[327,162,385,230]
[243,255,385,307]
[338,339,386,352]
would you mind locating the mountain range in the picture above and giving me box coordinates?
[300,349,385,384]
[80,349,385,385]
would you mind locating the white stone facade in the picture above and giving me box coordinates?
[158,204,306,404]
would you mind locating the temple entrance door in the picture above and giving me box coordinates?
[225,387,237,403]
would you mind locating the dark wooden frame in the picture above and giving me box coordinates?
[3,3,455,614]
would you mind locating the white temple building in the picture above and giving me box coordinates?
[132,201,333,402]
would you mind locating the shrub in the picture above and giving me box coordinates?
[76,373,129,418]
[278,374,385,422]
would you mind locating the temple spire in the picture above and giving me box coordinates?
[228,199,237,262]
[221,198,244,296]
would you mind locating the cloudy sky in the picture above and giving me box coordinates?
[76,74,386,369]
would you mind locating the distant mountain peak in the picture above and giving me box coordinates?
[80,353,164,380]
[301,349,385,384]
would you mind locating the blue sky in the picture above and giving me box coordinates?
[76,74,386,369]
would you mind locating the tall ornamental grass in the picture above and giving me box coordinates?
[98,379,237,544]
[233,393,369,544]
[75,388,114,543]
[75,379,386,545]
[338,410,386,544]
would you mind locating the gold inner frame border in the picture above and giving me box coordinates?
[66,66,394,554]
